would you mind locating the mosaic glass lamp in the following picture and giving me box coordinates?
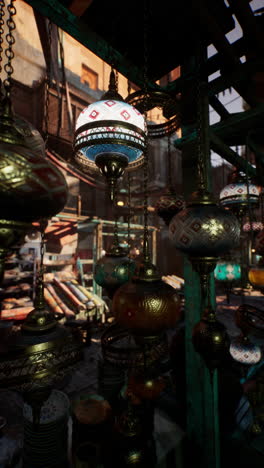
[229,335,262,365]
[214,261,241,282]
[219,170,259,215]
[243,221,263,232]
[169,190,240,262]
[74,70,145,199]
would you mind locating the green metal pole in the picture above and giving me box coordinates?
[180,49,220,468]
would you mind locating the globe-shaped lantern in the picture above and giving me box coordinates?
[0,101,68,222]
[192,308,230,371]
[94,243,136,299]
[169,191,240,265]
[214,261,241,282]
[219,170,259,215]
[248,264,264,291]
[112,262,182,338]
[155,188,184,226]
[243,221,263,233]
[229,335,262,365]
[74,70,145,200]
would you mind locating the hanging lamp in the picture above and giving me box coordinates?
[74,68,145,200]
[155,75,184,226]
[94,222,136,300]
[219,168,259,217]
[112,7,181,340]
[168,65,240,287]
[0,2,67,283]
[0,223,83,425]
[155,132,184,226]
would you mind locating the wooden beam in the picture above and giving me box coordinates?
[23,0,159,91]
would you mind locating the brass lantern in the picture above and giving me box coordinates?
[94,242,136,299]
[155,189,184,226]
[219,169,260,216]
[112,261,182,338]
[169,190,240,274]
[192,307,230,371]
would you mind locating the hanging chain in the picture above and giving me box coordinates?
[0,0,5,74]
[113,183,119,246]
[142,0,150,262]
[196,43,207,192]
[39,221,46,282]
[44,19,52,146]
[127,172,131,250]
[3,0,16,99]
[245,139,255,265]
[167,73,173,189]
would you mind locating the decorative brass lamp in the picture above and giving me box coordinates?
[0,226,83,425]
[168,47,239,373]
[74,69,146,200]
[94,184,136,299]
[155,134,184,226]
[0,2,68,282]
[0,7,81,426]
[94,239,136,300]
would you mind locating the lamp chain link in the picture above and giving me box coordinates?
[39,221,46,282]
[0,0,5,74]
[143,0,150,262]
[127,172,131,249]
[3,0,16,99]
[44,19,52,146]
[113,183,119,245]
[167,73,173,188]
[196,44,206,192]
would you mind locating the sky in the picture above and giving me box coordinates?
[209,0,263,166]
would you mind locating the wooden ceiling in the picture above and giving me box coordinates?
[23,0,264,178]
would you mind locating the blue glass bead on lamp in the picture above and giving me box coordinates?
[74,70,145,200]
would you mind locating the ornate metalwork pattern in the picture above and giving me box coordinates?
[0,329,83,392]
[94,251,136,298]
[112,278,182,336]
[192,311,230,370]
[169,203,240,257]
[219,182,259,208]
[155,190,184,226]
[0,143,68,221]
[229,335,262,365]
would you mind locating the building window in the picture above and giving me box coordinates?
[81,64,98,90]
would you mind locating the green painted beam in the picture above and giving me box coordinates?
[161,57,263,100]
[181,50,220,468]
[23,0,159,91]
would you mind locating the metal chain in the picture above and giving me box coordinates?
[113,183,119,245]
[127,172,131,249]
[245,139,255,260]
[115,68,119,91]
[143,0,150,262]
[167,73,173,189]
[196,43,207,192]
[44,19,52,146]
[3,0,16,99]
[0,0,5,74]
